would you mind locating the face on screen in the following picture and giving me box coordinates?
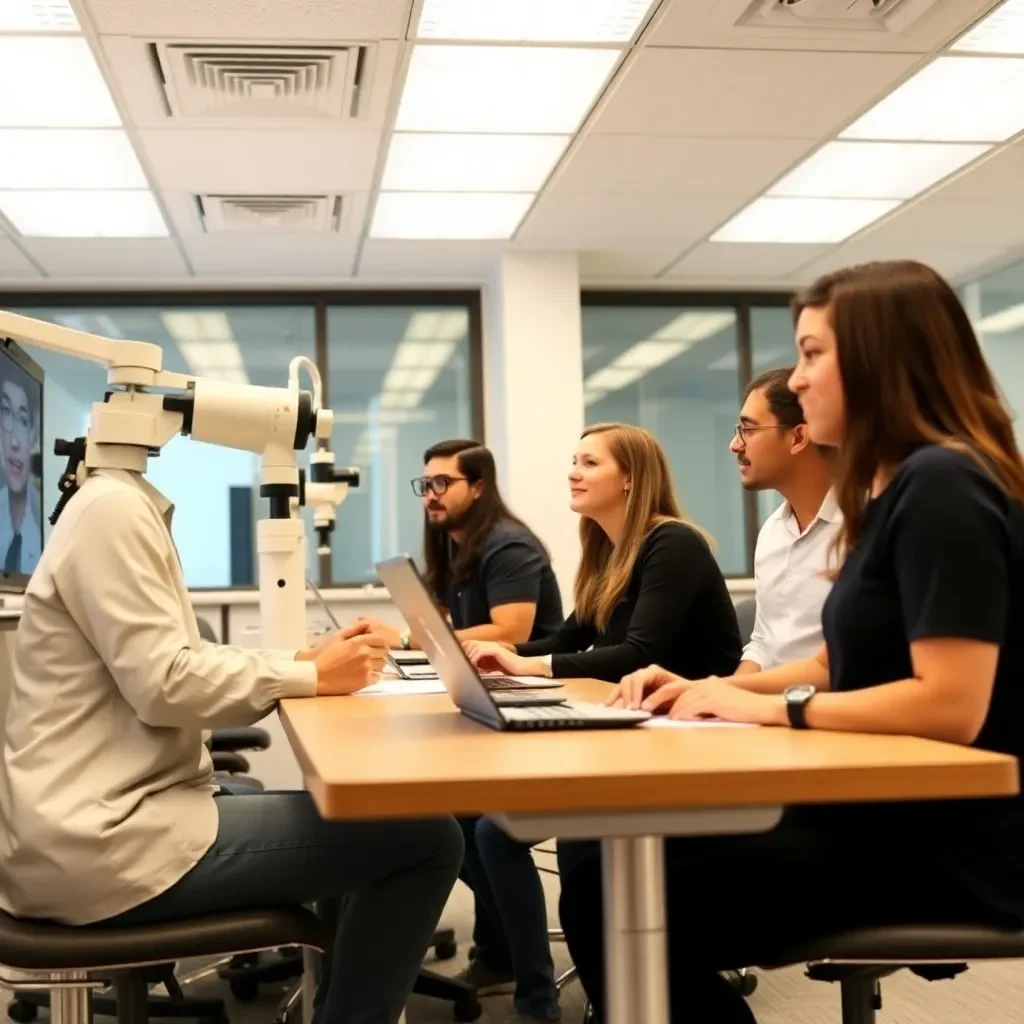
[0,378,36,496]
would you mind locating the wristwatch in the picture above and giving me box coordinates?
[541,654,553,678]
[783,685,816,729]
[399,630,411,650]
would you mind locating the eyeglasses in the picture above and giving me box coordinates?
[0,401,32,443]
[411,474,468,497]
[733,423,780,446]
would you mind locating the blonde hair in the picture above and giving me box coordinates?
[574,423,711,631]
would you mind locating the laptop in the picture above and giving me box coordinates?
[376,555,650,731]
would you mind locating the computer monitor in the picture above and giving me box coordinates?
[0,337,43,592]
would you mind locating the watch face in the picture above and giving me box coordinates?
[788,685,815,702]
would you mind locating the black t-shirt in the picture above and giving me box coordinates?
[442,521,563,641]
[819,445,1024,919]
[518,521,742,682]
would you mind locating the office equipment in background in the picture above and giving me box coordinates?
[376,555,647,731]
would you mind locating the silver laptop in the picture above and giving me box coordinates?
[376,555,650,731]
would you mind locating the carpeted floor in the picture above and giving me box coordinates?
[3,861,1021,1024]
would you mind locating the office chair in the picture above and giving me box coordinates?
[1,908,326,1024]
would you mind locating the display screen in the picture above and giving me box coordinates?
[0,339,43,584]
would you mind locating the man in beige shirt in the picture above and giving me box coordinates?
[0,467,462,1024]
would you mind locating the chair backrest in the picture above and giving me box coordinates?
[195,616,217,643]
[734,597,756,648]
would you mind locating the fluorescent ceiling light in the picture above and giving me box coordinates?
[404,310,468,342]
[177,342,244,371]
[584,390,607,406]
[416,0,653,42]
[162,312,235,344]
[0,190,168,238]
[770,140,989,200]
[654,311,736,343]
[381,133,570,193]
[379,391,421,410]
[163,313,250,385]
[0,38,120,127]
[393,341,455,369]
[383,368,437,391]
[0,0,78,31]
[615,341,689,370]
[585,366,645,391]
[953,0,1024,54]
[841,56,1024,143]
[711,197,899,244]
[0,130,147,189]
[975,303,1024,334]
[395,45,619,133]
[370,192,533,240]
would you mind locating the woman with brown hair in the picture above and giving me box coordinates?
[458,423,740,1024]
[562,260,1024,1023]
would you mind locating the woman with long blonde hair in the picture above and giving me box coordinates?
[459,424,741,1024]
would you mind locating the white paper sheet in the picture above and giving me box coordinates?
[355,679,447,697]
[642,717,759,729]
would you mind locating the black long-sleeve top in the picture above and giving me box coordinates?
[516,521,742,682]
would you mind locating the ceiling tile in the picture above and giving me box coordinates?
[579,251,677,279]
[23,239,190,277]
[358,240,506,279]
[517,192,745,249]
[0,239,40,277]
[857,198,1024,248]
[649,0,996,53]
[552,135,817,196]
[932,140,1024,202]
[793,243,1011,287]
[664,242,831,281]
[590,48,920,138]
[184,235,358,277]
[139,130,381,194]
[84,0,408,38]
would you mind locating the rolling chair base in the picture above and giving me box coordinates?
[7,989,227,1024]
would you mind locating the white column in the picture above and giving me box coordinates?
[484,252,584,609]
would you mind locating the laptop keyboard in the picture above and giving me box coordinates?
[501,701,649,724]
[483,675,534,690]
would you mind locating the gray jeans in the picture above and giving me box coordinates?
[103,791,463,1024]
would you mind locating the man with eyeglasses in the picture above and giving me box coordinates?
[729,366,839,672]
[0,366,41,576]
[356,438,562,652]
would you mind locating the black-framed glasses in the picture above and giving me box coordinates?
[0,400,31,443]
[733,423,780,446]
[411,474,468,497]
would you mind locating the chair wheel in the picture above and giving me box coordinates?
[434,939,458,961]
[739,972,758,996]
[7,1001,38,1023]
[453,995,482,1022]
[229,976,260,1002]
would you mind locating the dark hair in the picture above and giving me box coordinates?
[744,367,804,429]
[421,439,547,597]
[792,259,1024,561]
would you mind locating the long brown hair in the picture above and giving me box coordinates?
[421,439,547,597]
[792,260,1024,561]
[574,423,709,631]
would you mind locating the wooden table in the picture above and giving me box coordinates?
[280,679,1019,1024]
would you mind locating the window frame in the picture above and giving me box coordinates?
[0,288,485,588]
[580,289,794,576]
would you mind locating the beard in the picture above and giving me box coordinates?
[426,502,472,532]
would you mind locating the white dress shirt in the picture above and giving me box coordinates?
[0,486,42,575]
[742,490,842,670]
[0,469,317,925]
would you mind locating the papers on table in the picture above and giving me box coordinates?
[642,717,759,729]
[356,678,447,697]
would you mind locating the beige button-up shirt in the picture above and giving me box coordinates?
[0,469,318,925]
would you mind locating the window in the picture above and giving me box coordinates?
[580,302,747,574]
[16,304,319,589]
[325,303,476,584]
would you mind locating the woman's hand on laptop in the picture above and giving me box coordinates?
[313,631,390,696]
[606,665,697,711]
[464,640,543,677]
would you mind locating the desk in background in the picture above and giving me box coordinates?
[280,678,1019,1024]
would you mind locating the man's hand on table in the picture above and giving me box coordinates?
[296,622,391,695]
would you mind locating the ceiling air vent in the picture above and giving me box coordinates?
[196,195,344,234]
[742,0,941,33]
[151,43,370,119]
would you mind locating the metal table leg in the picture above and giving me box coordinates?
[603,836,669,1024]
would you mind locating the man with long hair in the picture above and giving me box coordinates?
[359,439,562,650]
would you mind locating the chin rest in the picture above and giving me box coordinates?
[0,906,328,973]
[208,728,271,753]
